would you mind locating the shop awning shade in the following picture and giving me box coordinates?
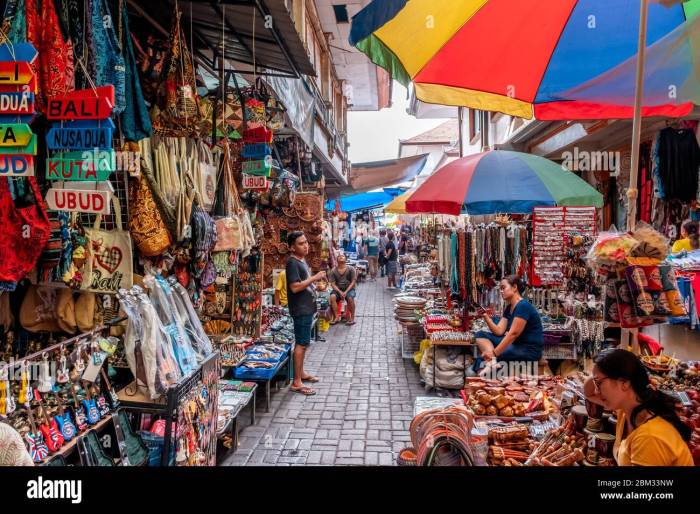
[384,189,415,214]
[405,150,603,216]
[326,154,429,197]
[131,0,315,78]
[350,0,700,120]
[324,189,405,213]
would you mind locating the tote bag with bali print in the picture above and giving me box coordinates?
[84,196,133,294]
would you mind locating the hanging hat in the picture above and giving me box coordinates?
[19,286,62,333]
[55,288,77,334]
[75,291,96,332]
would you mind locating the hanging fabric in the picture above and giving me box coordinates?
[118,0,151,139]
[89,0,125,114]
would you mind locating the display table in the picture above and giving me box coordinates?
[216,385,257,463]
[234,355,291,413]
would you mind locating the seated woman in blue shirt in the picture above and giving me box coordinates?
[475,275,543,363]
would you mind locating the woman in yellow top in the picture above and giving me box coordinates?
[671,220,700,253]
[274,271,287,307]
[584,349,693,466]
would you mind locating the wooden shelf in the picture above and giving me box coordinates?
[430,339,476,347]
[117,382,167,408]
[43,416,112,463]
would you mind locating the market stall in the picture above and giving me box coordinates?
[0,0,327,467]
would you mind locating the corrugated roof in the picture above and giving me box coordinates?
[134,0,315,78]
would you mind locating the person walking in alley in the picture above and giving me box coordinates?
[364,230,380,280]
[286,231,326,395]
[329,254,358,325]
[378,228,389,277]
[385,231,399,289]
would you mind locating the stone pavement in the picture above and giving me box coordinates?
[223,277,425,466]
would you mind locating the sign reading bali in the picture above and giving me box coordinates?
[45,188,111,215]
[241,173,271,191]
[46,85,115,121]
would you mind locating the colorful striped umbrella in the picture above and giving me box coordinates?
[384,189,415,214]
[350,0,700,120]
[405,151,604,215]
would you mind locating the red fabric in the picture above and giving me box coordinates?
[415,0,576,103]
[637,333,663,356]
[406,153,481,215]
[25,0,75,110]
[534,101,693,120]
[0,178,51,285]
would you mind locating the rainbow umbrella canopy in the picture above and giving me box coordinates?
[405,151,603,215]
[350,0,700,120]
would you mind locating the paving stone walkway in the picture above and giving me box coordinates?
[223,278,425,466]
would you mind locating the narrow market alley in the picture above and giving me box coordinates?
[223,279,424,466]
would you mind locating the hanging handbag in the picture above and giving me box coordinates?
[213,141,244,252]
[196,141,218,212]
[139,138,178,237]
[128,169,172,257]
[84,196,134,294]
[0,177,51,291]
[90,0,126,114]
[154,9,201,134]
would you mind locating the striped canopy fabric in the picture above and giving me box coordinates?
[350,0,700,120]
[405,151,604,215]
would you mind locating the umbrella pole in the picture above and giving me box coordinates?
[623,0,650,355]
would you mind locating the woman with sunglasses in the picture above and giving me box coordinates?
[584,349,693,466]
[474,275,543,364]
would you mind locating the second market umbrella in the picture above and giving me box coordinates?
[405,150,603,216]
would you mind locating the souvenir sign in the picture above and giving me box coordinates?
[0,124,33,147]
[241,173,271,191]
[45,188,111,214]
[0,155,34,176]
[0,62,36,93]
[0,91,34,115]
[242,143,271,159]
[0,43,38,64]
[0,134,37,154]
[47,126,113,150]
[242,126,272,144]
[46,86,115,120]
[241,156,272,177]
[46,150,114,181]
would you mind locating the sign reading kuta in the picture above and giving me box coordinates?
[46,86,115,120]
[0,124,33,147]
[241,156,272,177]
[45,188,111,214]
[0,155,34,176]
[46,150,115,181]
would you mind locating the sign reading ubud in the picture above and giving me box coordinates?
[0,154,34,176]
[46,150,114,181]
[45,188,111,214]
[241,173,271,191]
[46,86,115,120]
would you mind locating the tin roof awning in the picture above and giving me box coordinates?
[128,0,315,78]
[326,154,429,198]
